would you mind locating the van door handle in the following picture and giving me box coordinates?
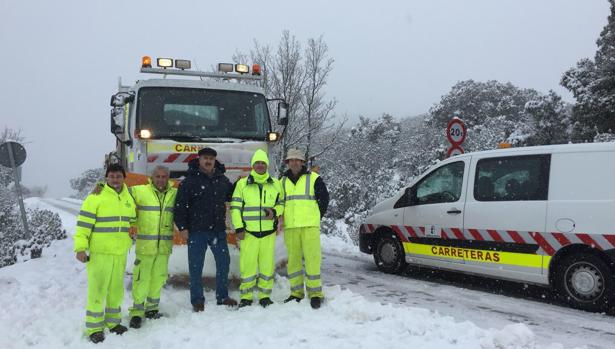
[447,209,462,214]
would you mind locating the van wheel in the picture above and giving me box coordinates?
[374,232,406,274]
[554,253,615,312]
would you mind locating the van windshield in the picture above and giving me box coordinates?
[137,87,270,140]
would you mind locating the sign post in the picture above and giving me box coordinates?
[446,117,467,158]
[0,141,29,239]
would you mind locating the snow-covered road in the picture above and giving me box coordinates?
[321,252,615,349]
[2,197,610,348]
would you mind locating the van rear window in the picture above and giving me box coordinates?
[474,154,550,201]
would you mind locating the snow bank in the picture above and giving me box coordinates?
[0,199,571,349]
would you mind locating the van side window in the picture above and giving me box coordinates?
[474,155,550,201]
[415,161,465,205]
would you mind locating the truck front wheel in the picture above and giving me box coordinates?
[554,253,615,312]
[374,232,406,274]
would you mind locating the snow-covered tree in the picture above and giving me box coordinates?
[524,90,571,145]
[319,114,405,240]
[70,167,104,199]
[561,0,615,141]
[0,128,67,268]
[427,80,570,150]
[428,80,540,132]
[17,208,67,260]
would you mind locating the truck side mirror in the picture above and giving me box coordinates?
[110,92,134,107]
[277,102,288,126]
[110,107,124,135]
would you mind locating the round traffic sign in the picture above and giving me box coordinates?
[0,141,27,168]
[447,145,464,157]
[446,118,467,145]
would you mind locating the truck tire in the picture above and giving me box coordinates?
[374,232,406,274]
[554,253,615,312]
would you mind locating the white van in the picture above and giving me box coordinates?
[359,142,615,312]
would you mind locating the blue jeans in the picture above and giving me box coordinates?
[187,231,230,305]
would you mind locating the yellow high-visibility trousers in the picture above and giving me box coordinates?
[239,233,276,300]
[129,254,169,318]
[284,227,324,299]
[84,253,127,335]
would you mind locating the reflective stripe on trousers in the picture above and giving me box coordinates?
[239,233,276,300]
[284,226,324,298]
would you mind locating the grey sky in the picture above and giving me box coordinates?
[0,0,609,196]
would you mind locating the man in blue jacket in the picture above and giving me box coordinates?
[174,147,237,311]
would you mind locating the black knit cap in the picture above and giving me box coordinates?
[198,147,217,157]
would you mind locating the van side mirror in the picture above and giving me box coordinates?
[277,102,288,126]
[394,187,414,209]
[408,186,418,205]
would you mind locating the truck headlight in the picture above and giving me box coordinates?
[139,129,152,139]
[266,132,280,142]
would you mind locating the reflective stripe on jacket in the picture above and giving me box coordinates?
[231,176,284,237]
[282,172,320,228]
[131,181,177,255]
[74,184,136,255]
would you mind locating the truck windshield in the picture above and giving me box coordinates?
[137,87,270,140]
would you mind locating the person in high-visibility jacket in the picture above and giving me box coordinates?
[231,149,284,308]
[127,165,177,329]
[281,149,329,309]
[74,164,136,343]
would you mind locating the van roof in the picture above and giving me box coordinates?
[452,142,615,160]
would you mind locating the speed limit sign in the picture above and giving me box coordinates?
[446,117,467,145]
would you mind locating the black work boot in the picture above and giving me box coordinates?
[145,310,162,319]
[284,295,303,303]
[89,331,105,343]
[192,304,204,312]
[238,299,253,308]
[310,297,322,309]
[110,324,128,335]
[217,298,238,307]
[129,316,142,329]
[259,298,274,308]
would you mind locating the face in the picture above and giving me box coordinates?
[151,169,170,191]
[106,171,125,191]
[287,159,304,174]
[253,161,268,175]
[199,154,216,173]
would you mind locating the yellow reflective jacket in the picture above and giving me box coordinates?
[130,180,177,255]
[281,171,321,228]
[231,175,284,237]
[74,183,136,255]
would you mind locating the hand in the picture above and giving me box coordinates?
[90,182,104,195]
[179,229,189,241]
[129,227,137,239]
[264,208,275,219]
[76,251,88,263]
[236,232,245,241]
